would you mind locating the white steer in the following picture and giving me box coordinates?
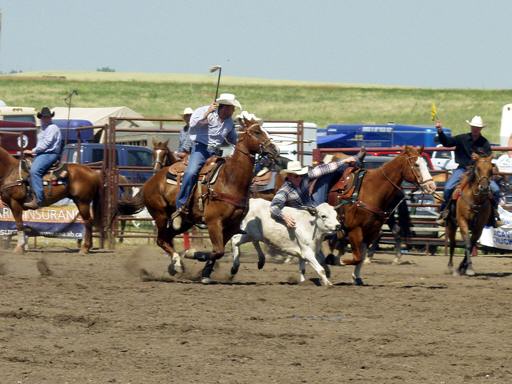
[231,198,341,286]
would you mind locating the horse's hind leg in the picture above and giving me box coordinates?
[76,201,93,254]
[11,201,27,254]
[446,222,457,273]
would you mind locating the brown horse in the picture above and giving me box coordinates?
[334,146,436,285]
[445,154,493,276]
[151,139,177,171]
[0,146,103,254]
[119,121,279,282]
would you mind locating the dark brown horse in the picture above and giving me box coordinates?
[333,146,436,285]
[119,121,279,283]
[151,139,177,171]
[0,146,103,254]
[445,154,493,276]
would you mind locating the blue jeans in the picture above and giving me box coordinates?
[30,153,60,204]
[176,143,215,209]
[311,164,348,206]
[441,167,500,211]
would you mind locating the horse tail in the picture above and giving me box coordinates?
[117,188,146,215]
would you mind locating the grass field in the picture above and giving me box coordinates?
[1,71,512,142]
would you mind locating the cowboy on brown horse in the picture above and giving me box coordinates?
[172,93,241,230]
[436,116,501,227]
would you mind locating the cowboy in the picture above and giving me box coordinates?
[270,149,366,229]
[436,116,501,226]
[23,107,63,210]
[174,107,193,160]
[172,93,241,230]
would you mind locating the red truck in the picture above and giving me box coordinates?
[0,120,37,155]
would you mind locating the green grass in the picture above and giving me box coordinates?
[1,71,511,142]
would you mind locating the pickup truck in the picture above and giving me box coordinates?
[61,143,154,183]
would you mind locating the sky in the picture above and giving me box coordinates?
[1,0,511,89]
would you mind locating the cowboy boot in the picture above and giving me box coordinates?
[493,206,503,227]
[23,196,40,210]
[435,207,449,226]
[171,208,184,231]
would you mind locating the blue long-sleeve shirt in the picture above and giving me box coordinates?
[188,105,237,149]
[33,123,62,155]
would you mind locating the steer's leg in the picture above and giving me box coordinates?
[231,233,250,277]
[302,247,332,286]
[253,241,266,270]
[298,258,306,283]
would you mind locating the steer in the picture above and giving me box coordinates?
[230,198,341,286]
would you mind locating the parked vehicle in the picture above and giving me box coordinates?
[0,105,37,124]
[431,145,457,171]
[0,120,37,155]
[61,143,154,183]
[317,123,452,149]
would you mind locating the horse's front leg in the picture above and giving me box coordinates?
[76,201,93,254]
[10,201,26,254]
[456,221,471,276]
[201,219,227,284]
[343,226,366,285]
[153,215,184,275]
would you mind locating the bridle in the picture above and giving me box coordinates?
[238,123,276,160]
[381,153,434,193]
[471,160,492,198]
[153,148,170,170]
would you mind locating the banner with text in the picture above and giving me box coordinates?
[0,198,84,239]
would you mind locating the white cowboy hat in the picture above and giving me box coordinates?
[182,107,194,115]
[280,160,309,176]
[466,115,486,128]
[237,110,262,122]
[216,93,242,109]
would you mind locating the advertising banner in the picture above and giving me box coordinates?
[479,206,512,250]
[0,198,84,239]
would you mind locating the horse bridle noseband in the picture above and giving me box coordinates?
[380,154,432,192]
[153,148,170,169]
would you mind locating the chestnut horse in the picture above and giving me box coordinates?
[119,121,279,283]
[334,146,436,285]
[445,154,493,276]
[0,146,102,254]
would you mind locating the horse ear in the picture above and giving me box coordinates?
[163,139,169,147]
[152,138,157,146]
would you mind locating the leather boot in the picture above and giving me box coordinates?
[23,196,40,210]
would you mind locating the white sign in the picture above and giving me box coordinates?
[479,206,512,250]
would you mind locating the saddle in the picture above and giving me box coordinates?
[250,169,277,193]
[166,156,225,187]
[327,167,366,207]
[21,158,69,186]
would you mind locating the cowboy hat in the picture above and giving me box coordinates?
[182,107,194,116]
[37,107,55,118]
[466,115,486,128]
[280,160,309,176]
[236,110,262,122]
[216,93,242,109]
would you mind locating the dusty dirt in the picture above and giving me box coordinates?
[1,245,511,384]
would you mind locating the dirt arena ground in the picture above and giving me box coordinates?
[1,245,511,384]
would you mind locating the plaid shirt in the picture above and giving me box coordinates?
[270,159,347,221]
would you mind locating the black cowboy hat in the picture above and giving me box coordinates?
[37,107,55,118]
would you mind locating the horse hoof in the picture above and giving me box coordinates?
[14,245,24,254]
[324,265,331,279]
[353,277,364,286]
[324,254,336,266]
[168,263,177,276]
[79,248,89,255]
[257,260,265,270]
[201,277,212,284]
[364,258,372,264]
[465,268,476,276]
[230,266,239,276]
[392,257,401,265]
